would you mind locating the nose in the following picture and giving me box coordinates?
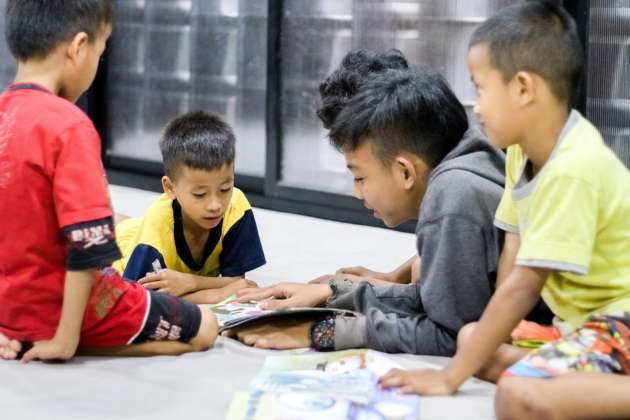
[205,196,222,213]
[473,101,481,119]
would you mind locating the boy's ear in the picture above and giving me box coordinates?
[162,176,176,199]
[393,156,418,190]
[66,32,90,63]
[514,70,536,107]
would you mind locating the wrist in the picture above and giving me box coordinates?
[309,316,335,351]
[51,332,79,358]
[185,273,198,293]
[443,365,464,394]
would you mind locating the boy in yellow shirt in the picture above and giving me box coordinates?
[380,2,630,419]
[113,111,265,304]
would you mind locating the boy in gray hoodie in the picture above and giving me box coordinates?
[228,67,508,357]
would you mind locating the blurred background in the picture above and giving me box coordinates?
[0,0,626,229]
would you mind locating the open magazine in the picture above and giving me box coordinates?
[208,297,361,333]
[226,350,420,420]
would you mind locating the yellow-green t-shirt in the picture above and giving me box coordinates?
[495,110,630,329]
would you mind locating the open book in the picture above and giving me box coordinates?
[208,297,360,333]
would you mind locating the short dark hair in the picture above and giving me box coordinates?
[317,49,409,129]
[160,111,236,179]
[469,0,583,106]
[5,0,112,61]
[329,69,469,168]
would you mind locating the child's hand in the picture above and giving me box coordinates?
[236,282,332,309]
[139,269,195,297]
[378,367,457,395]
[21,338,77,364]
[223,318,314,350]
[0,333,21,360]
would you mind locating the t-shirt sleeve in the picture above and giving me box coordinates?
[516,175,598,275]
[219,209,266,277]
[122,244,167,280]
[53,121,113,228]
[62,216,121,270]
[494,146,520,233]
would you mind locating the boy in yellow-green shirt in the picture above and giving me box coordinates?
[380,2,630,419]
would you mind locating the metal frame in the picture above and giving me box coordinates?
[101,0,413,232]
[563,0,590,114]
[99,0,595,235]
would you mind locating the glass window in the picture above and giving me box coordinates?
[0,0,16,88]
[586,1,630,167]
[279,0,517,194]
[106,0,267,176]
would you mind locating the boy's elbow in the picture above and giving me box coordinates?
[503,266,548,305]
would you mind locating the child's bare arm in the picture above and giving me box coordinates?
[496,232,520,288]
[139,270,256,299]
[380,265,548,394]
[22,270,95,363]
[334,255,420,285]
[181,278,254,304]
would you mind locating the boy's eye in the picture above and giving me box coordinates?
[354,177,365,183]
[220,187,232,193]
[193,193,206,198]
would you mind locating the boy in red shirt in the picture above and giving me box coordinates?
[0,0,217,363]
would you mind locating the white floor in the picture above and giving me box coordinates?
[0,184,496,420]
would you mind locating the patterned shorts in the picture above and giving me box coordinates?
[503,313,630,379]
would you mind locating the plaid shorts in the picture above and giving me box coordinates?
[504,313,630,379]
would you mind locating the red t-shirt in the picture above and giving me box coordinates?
[0,84,147,346]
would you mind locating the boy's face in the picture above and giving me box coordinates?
[62,23,112,103]
[468,43,523,149]
[344,141,426,228]
[163,163,235,231]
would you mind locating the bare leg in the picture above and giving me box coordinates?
[495,373,630,420]
[457,322,530,383]
[0,332,22,360]
[79,308,218,357]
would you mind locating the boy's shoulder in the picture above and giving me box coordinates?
[543,113,620,183]
[2,87,97,138]
[422,134,505,224]
[222,187,253,228]
[421,167,504,225]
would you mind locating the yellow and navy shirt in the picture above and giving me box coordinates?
[113,188,265,280]
[495,110,630,329]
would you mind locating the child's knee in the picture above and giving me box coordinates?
[457,322,477,348]
[189,309,218,352]
[495,377,555,420]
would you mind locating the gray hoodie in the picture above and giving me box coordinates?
[327,127,506,356]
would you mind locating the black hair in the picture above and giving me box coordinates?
[469,0,583,106]
[160,111,236,179]
[329,68,469,168]
[5,0,112,61]
[317,49,409,129]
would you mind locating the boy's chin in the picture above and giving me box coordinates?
[380,215,403,229]
[199,216,223,229]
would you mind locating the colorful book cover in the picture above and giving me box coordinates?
[226,351,420,419]
[226,388,419,420]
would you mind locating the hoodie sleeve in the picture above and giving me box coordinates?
[331,215,496,356]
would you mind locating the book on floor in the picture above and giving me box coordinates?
[226,349,420,420]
